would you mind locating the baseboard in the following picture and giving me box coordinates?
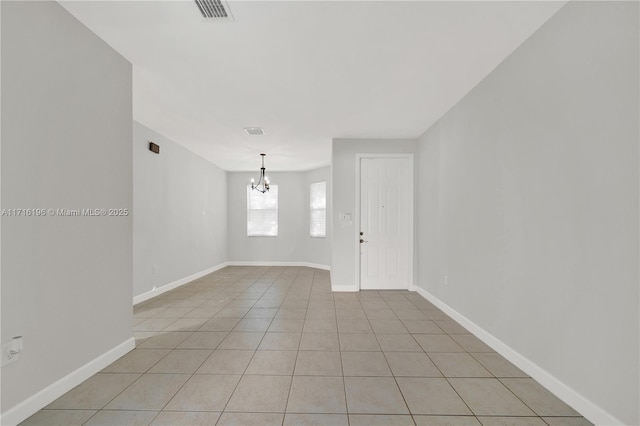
[331,282,358,292]
[226,261,331,271]
[0,337,135,426]
[133,262,230,305]
[414,286,623,426]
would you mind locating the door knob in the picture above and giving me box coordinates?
[360,239,368,243]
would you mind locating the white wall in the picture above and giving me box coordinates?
[1,1,133,421]
[133,122,228,300]
[331,139,417,291]
[416,2,638,424]
[227,167,331,267]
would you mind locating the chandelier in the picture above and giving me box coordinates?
[250,153,270,193]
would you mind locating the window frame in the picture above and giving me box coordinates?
[309,181,327,238]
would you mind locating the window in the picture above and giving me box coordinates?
[310,181,326,237]
[247,185,278,236]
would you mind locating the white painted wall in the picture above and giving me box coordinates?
[133,122,228,300]
[416,2,638,424]
[1,0,133,420]
[227,167,331,267]
[331,139,417,291]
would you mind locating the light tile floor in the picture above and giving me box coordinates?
[22,266,592,426]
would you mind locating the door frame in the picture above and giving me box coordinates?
[355,153,414,291]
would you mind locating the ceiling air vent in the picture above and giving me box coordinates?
[194,0,233,20]
[244,127,265,136]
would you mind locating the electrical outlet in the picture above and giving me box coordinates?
[153,265,158,275]
[1,336,23,367]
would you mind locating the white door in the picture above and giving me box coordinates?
[359,157,412,290]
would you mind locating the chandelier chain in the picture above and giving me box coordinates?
[250,153,270,193]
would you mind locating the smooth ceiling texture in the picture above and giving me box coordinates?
[60,1,565,171]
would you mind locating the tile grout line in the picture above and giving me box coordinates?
[335,282,351,426]
[216,266,287,423]
[375,293,418,423]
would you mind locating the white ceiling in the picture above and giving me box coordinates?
[60,0,565,171]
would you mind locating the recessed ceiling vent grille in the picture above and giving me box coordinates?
[244,127,265,136]
[195,0,233,20]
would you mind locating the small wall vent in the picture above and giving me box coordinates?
[195,0,234,20]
